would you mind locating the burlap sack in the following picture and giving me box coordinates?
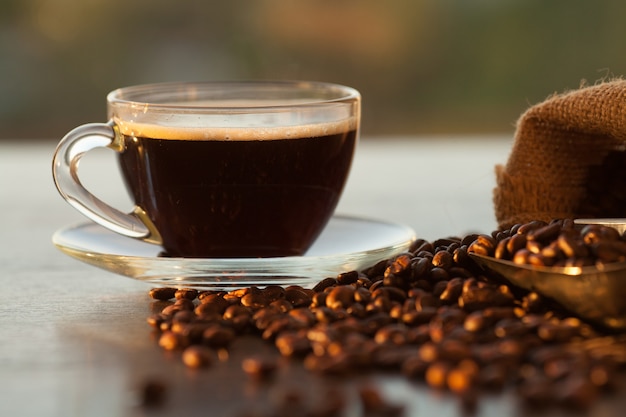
[494,79,626,229]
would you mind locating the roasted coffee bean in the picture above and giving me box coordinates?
[149,287,177,301]
[269,298,293,314]
[527,222,562,243]
[448,266,474,280]
[459,286,513,312]
[312,306,344,323]
[196,290,215,302]
[418,341,440,363]
[431,280,448,298]
[494,318,529,338]
[506,233,528,256]
[147,314,165,329]
[557,233,588,258]
[182,345,212,368]
[386,253,413,276]
[382,272,408,288]
[411,290,438,311]
[452,246,473,270]
[368,279,384,293]
[311,291,327,308]
[313,277,337,292]
[287,307,315,326]
[429,307,467,343]
[307,321,340,342]
[581,224,621,244]
[410,257,432,279]
[336,270,360,285]
[173,322,211,344]
[275,330,311,357]
[262,285,286,302]
[194,300,226,318]
[411,239,434,255]
[592,240,626,263]
[202,324,235,348]
[425,361,453,389]
[250,304,278,323]
[197,292,227,306]
[262,316,303,341]
[367,295,393,314]
[171,309,195,324]
[374,323,410,345]
[224,304,252,320]
[467,234,497,257]
[158,330,188,351]
[174,288,198,301]
[224,287,249,302]
[464,310,489,333]
[429,267,449,282]
[374,286,407,303]
[494,237,510,259]
[401,307,437,326]
[241,356,278,379]
[355,275,372,289]
[433,237,461,249]
[173,298,195,311]
[364,258,389,278]
[525,239,543,255]
[241,291,271,309]
[285,287,313,307]
[353,287,372,304]
[406,325,432,345]
[521,292,546,314]
[159,304,181,318]
[139,378,167,407]
[446,359,479,393]
[432,250,453,270]
[517,220,548,235]
[439,277,464,304]
[460,233,480,247]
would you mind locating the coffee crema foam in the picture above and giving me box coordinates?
[115,118,358,141]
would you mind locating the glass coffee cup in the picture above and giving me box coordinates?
[52,81,360,258]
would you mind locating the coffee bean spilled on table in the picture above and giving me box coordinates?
[146,219,626,415]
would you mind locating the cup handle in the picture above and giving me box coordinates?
[52,121,162,244]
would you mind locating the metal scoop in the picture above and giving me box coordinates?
[469,218,626,330]
[573,218,626,234]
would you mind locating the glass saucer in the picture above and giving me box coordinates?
[52,214,416,290]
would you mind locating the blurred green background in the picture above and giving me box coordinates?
[2,0,626,139]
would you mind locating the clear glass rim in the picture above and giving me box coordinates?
[107,80,361,112]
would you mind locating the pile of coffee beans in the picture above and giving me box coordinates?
[469,218,626,267]
[146,220,626,415]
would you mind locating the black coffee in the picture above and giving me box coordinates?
[117,124,357,257]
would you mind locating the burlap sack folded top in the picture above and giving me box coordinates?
[494,79,626,229]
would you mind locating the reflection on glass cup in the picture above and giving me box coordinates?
[52,81,361,258]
